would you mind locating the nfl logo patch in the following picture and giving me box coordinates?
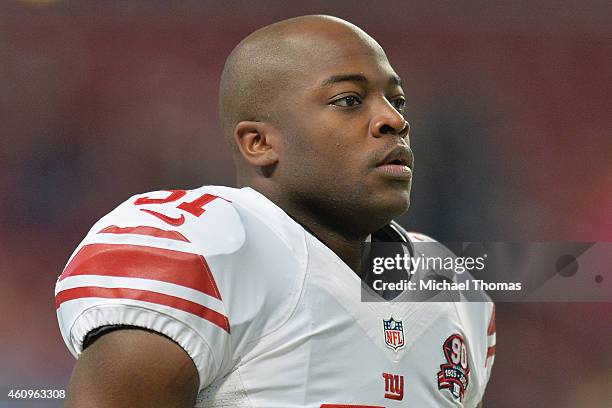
[383,317,405,351]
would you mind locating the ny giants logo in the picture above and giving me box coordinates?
[437,334,470,402]
[382,317,405,351]
[382,372,404,400]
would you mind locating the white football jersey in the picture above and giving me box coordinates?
[56,186,495,407]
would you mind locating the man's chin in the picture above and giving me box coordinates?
[371,188,411,222]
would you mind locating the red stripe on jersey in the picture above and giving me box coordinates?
[55,286,230,333]
[485,345,496,367]
[98,225,190,242]
[59,244,221,300]
[487,304,496,335]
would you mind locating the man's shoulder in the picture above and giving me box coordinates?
[78,185,305,305]
[75,184,304,281]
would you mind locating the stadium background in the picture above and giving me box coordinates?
[1,1,610,406]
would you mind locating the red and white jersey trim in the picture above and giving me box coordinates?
[67,228,198,261]
[99,225,191,242]
[55,275,226,322]
[485,304,496,368]
[58,243,221,298]
[56,239,229,329]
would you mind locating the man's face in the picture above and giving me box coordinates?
[272,34,413,234]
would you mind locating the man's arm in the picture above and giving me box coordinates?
[65,329,199,408]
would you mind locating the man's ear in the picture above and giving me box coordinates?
[233,121,280,167]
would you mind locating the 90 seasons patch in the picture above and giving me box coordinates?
[437,333,470,401]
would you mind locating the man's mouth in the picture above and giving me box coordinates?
[375,146,414,180]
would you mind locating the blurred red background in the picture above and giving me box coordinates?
[1,1,610,406]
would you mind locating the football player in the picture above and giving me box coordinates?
[56,15,495,407]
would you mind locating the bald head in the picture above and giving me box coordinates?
[218,15,386,154]
[217,15,410,237]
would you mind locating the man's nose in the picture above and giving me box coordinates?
[370,100,410,139]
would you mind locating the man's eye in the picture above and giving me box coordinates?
[332,95,362,107]
[391,98,406,113]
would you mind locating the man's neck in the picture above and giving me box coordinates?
[292,217,366,273]
[276,199,371,273]
[245,182,383,274]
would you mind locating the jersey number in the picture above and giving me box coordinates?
[134,190,225,226]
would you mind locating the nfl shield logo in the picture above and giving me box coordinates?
[383,317,405,351]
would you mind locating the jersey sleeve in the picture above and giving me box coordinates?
[55,189,246,390]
